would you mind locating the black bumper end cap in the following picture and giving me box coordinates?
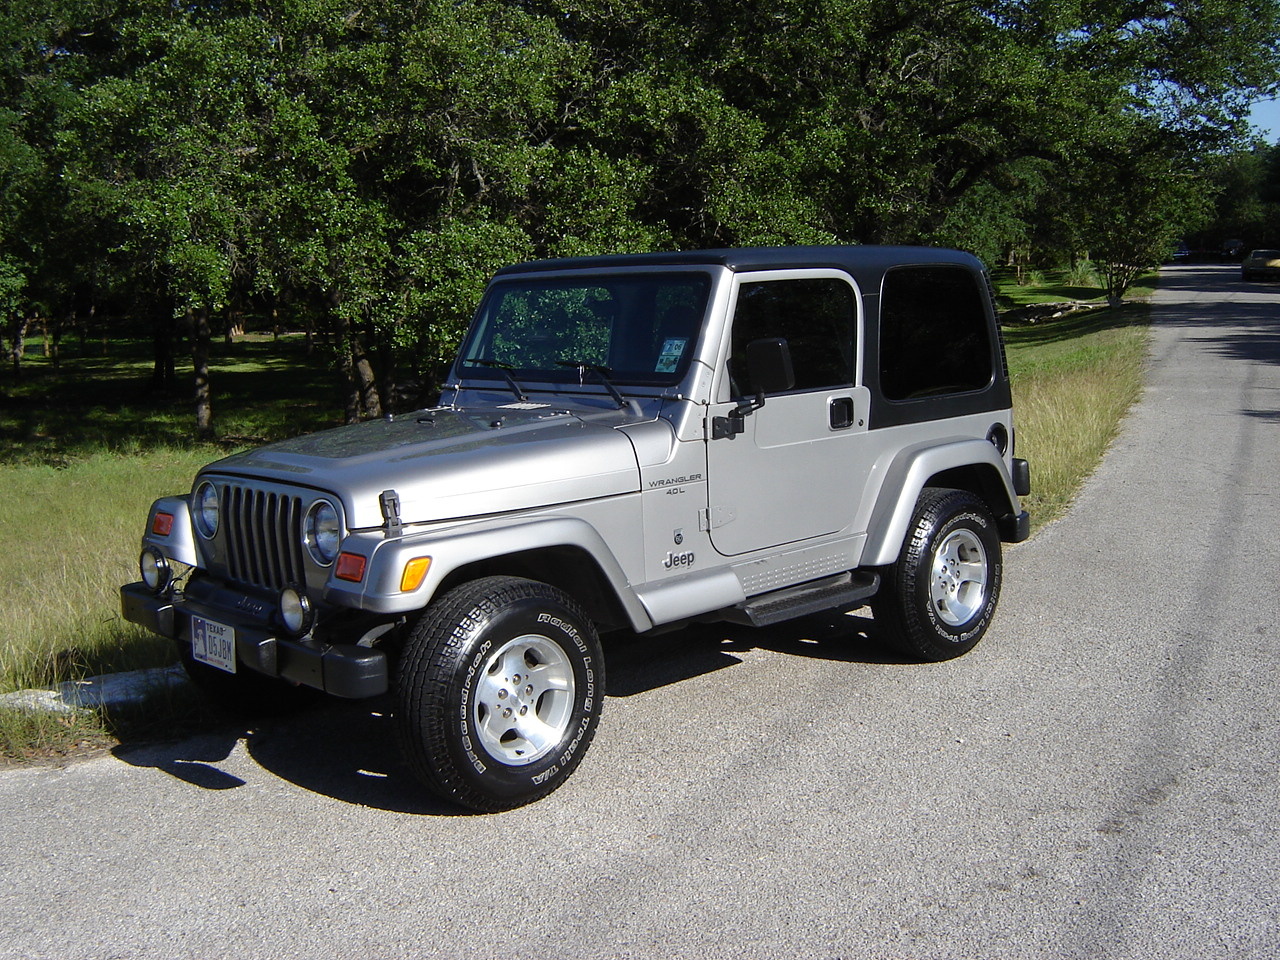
[1000,510,1031,543]
[120,582,175,637]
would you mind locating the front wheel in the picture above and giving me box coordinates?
[872,488,1003,662]
[395,576,605,812]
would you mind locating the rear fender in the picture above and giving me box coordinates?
[862,440,1021,567]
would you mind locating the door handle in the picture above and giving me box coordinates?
[830,396,855,429]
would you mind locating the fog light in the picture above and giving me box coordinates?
[140,547,172,593]
[279,587,315,636]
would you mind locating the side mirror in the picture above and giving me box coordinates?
[713,337,796,439]
[745,337,795,396]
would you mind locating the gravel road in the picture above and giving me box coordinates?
[1,263,1276,960]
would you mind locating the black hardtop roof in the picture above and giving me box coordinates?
[493,245,984,283]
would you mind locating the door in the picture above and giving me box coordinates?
[705,271,870,557]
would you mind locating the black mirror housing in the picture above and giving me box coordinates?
[746,337,796,396]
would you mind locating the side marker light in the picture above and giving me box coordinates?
[336,552,367,583]
[400,557,431,593]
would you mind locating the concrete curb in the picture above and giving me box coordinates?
[0,665,191,715]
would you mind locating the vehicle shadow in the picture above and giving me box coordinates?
[605,609,908,697]
[112,696,460,816]
[112,609,907,814]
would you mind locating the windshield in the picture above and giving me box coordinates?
[458,272,711,387]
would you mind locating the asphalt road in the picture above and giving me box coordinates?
[2,264,1277,960]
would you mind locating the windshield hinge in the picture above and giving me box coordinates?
[379,489,403,539]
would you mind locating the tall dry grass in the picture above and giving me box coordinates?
[0,449,210,692]
[1006,306,1150,529]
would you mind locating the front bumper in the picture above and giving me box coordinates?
[121,582,388,699]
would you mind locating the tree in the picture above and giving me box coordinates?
[1067,130,1214,305]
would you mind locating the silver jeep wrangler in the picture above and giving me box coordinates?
[122,246,1030,811]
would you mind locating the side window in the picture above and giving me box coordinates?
[728,278,856,395]
[879,266,993,401]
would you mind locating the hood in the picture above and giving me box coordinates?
[204,406,647,529]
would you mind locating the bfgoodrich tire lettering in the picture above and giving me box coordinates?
[872,487,1002,662]
[395,576,604,812]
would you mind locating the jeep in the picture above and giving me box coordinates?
[122,246,1031,811]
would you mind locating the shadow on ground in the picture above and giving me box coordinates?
[111,611,906,816]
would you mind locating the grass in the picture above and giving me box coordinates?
[0,275,1154,760]
[1004,304,1150,526]
[0,331,343,759]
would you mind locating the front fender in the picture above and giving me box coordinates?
[141,496,198,566]
[862,439,1023,567]
[323,515,652,631]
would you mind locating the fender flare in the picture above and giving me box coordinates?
[141,496,199,566]
[861,439,1022,568]
[325,515,654,632]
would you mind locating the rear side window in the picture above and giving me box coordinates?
[879,266,993,401]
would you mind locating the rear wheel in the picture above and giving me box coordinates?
[872,487,1002,662]
[396,576,604,812]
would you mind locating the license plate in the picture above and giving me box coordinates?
[191,616,236,674]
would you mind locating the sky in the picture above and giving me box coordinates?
[1249,98,1280,142]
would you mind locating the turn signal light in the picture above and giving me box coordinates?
[335,552,367,583]
[400,557,431,593]
[151,513,175,536]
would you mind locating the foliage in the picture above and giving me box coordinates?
[0,0,1276,428]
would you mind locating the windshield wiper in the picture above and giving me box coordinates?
[556,360,629,409]
[470,358,528,402]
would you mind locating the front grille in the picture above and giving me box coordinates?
[221,484,307,590]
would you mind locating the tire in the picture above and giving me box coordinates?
[872,487,1002,662]
[179,642,322,717]
[395,576,605,812]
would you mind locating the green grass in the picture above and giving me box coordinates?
[992,265,1157,307]
[0,279,1153,759]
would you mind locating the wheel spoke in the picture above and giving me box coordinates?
[476,702,515,749]
[513,715,558,756]
[528,659,572,693]
[955,558,988,587]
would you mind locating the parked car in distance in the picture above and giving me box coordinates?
[1242,249,1280,281]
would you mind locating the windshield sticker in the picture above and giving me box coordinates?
[656,338,687,374]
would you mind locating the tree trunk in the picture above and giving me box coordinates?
[224,303,244,345]
[150,295,178,392]
[330,291,381,422]
[8,314,30,378]
[192,306,214,440]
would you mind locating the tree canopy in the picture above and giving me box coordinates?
[3,0,1278,428]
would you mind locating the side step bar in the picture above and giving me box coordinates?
[725,571,880,629]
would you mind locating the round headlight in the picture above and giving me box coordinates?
[304,499,340,565]
[279,587,314,636]
[140,546,172,593]
[194,482,220,538]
